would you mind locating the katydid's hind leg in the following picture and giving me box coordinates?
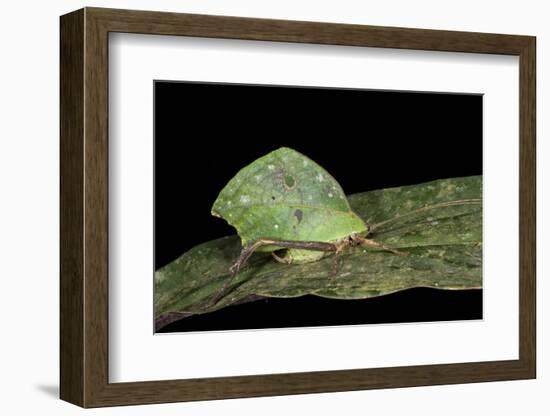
[228,240,268,276]
[353,235,409,256]
[209,240,267,307]
[211,239,338,306]
[229,238,338,275]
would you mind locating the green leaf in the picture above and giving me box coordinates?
[155,176,482,329]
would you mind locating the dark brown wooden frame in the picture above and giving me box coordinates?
[60,7,536,408]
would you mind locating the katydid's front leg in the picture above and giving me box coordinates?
[271,251,292,264]
[351,234,409,256]
[209,239,338,306]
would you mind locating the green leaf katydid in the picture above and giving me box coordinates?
[210,147,408,302]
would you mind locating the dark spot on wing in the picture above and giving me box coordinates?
[294,209,303,224]
[284,174,295,188]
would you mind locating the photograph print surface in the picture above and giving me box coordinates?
[154,81,482,333]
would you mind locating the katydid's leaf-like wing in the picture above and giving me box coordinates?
[155,176,482,329]
[211,147,367,249]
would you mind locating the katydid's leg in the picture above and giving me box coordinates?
[210,239,337,306]
[230,239,338,274]
[352,235,409,256]
[331,241,349,276]
[272,251,292,264]
[332,251,341,276]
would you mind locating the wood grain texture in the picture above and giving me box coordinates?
[89,7,532,54]
[59,8,84,406]
[518,38,536,376]
[59,7,536,408]
[83,9,110,406]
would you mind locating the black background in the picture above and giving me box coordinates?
[154,81,482,333]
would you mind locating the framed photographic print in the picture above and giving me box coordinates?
[60,7,536,408]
